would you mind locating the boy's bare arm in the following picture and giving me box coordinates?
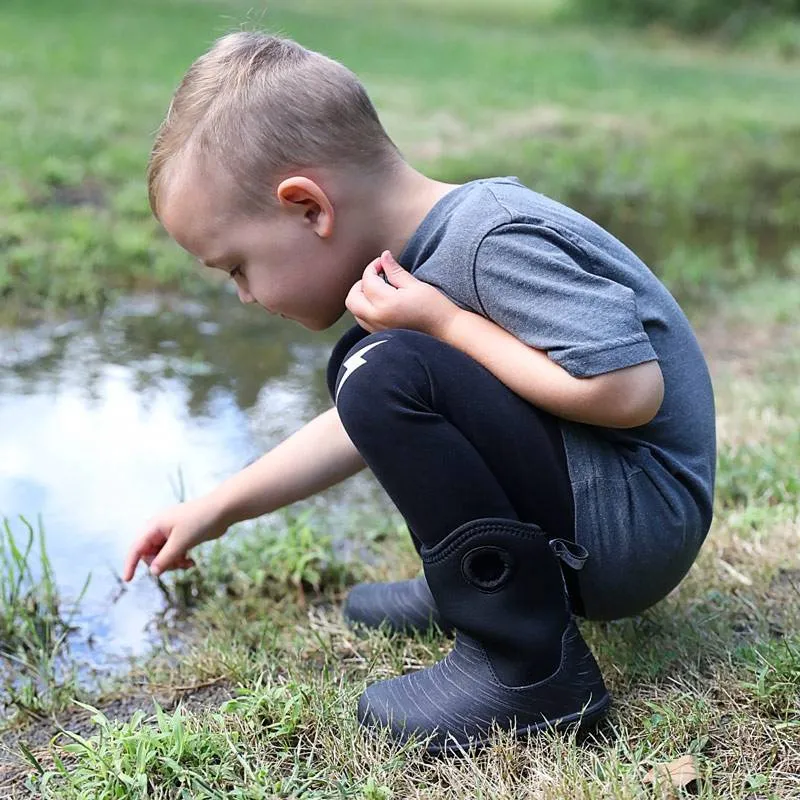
[123,407,365,579]
[211,407,366,525]
[437,311,664,429]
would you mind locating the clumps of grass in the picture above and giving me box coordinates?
[0,178,207,321]
[568,0,800,39]
[156,511,371,615]
[22,678,399,799]
[0,516,88,721]
[23,701,239,797]
[219,677,314,742]
[1,516,62,654]
[736,636,800,724]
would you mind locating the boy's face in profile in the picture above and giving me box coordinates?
[158,162,365,331]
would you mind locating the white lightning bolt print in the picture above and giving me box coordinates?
[335,339,389,402]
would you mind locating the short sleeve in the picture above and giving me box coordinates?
[474,222,658,378]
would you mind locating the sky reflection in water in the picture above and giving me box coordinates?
[0,293,389,670]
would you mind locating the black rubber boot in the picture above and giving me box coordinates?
[357,518,611,753]
[343,575,453,635]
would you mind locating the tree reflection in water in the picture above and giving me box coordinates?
[1,292,348,416]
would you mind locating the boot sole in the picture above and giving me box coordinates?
[359,691,612,756]
[424,691,612,756]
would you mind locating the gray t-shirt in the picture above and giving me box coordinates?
[399,177,716,619]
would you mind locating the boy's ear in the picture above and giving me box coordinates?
[275,177,334,238]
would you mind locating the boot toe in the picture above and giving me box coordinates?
[343,582,383,629]
[343,577,450,634]
[357,672,451,749]
[357,654,493,752]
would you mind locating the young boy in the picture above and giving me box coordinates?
[123,32,716,754]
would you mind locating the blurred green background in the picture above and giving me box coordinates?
[1,0,799,315]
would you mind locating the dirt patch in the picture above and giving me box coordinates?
[770,566,800,593]
[0,679,233,797]
[697,319,797,374]
[37,180,107,210]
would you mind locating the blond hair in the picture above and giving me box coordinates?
[147,32,400,218]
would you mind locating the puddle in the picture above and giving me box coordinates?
[0,291,392,674]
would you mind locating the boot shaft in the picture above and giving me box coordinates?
[421,518,586,686]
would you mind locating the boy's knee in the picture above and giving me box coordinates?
[326,324,371,399]
[333,328,431,412]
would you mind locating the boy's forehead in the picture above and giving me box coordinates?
[159,167,232,259]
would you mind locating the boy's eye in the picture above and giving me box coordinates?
[230,266,243,280]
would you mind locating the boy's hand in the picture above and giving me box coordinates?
[122,496,230,581]
[346,251,461,337]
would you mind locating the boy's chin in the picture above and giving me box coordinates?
[267,304,346,331]
[287,314,329,332]
[302,308,348,332]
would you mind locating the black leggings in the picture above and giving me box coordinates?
[328,325,583,613]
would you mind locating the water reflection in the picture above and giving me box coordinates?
[1,293,337,415]
[0,292,389,670]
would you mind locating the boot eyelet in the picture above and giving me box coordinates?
[461,546,513,592]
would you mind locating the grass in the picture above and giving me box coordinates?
[1,0,800,316]
[1,283,798,796]
[152,510,365,616]
[0,517,88,722]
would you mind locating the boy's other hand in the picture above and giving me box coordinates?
[122,496,230,582]
[346,251,461,338]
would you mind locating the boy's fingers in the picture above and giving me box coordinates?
[362,257,382,274]
[123,542,153,581]
[353,315,373,333]
[361,262,382,285]
[361,264,393,301]
[149,535,188,577]
[122,552,140,582]
[123,529,166,582]
[346,287,371,320]
[380,251,413,286]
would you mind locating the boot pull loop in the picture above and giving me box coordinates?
[548,538,589,571]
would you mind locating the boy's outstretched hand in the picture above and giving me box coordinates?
[122,497,230,581]
[346,250,461,337]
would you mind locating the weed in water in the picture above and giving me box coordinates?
[0,516,89,721]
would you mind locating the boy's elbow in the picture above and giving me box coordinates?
[587,361,664,429]
[613,361,664,428]
[615,392,663,428]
